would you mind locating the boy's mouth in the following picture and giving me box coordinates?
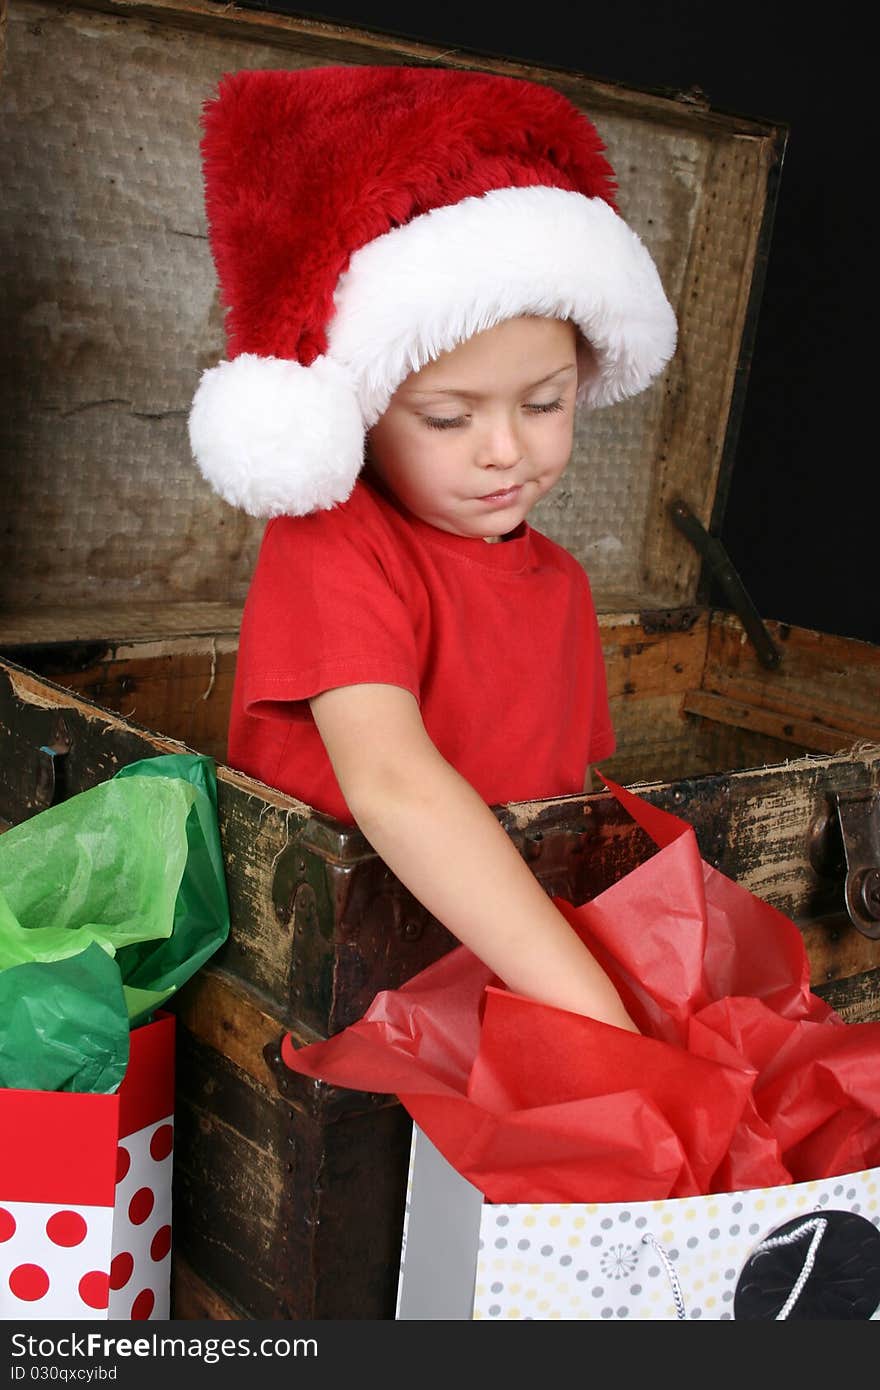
[477,484,523,505]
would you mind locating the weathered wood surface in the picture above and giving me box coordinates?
[639,124,780,604]
[703,613,880,742]
[171,1253,241,1321]
[602,611,709,700]
[0,634,236,764]
[814,966,880,1024]
[172,1026,410,1319]
[672,711,800,785]
[0,602,244,645]
[599,610,707,783]
[681,689,861,756]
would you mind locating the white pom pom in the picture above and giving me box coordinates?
[188,354,364,517]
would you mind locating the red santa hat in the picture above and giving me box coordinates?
[189,66,677,518]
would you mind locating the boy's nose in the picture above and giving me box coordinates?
[475,418,523,470]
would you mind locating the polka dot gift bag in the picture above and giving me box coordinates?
[284,777,880,1321]
[0,753,229,1320]
[0,1014,175,1321]
[396,1125,880,1320]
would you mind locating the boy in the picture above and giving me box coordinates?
[188,65,677,1030]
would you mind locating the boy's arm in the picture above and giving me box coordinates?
[310,683,637,1031]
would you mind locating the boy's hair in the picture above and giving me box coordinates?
[189,66,677,520]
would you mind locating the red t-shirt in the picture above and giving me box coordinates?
[227,476,614,824]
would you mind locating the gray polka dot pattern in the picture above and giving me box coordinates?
[468,1171,880,1320]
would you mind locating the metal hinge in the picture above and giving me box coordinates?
[809,790,880,939]
[669,498,782,670]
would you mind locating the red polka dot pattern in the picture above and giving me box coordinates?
[1,1111,173,1317]
[150,1225,172,1262]
[78,1270,110,1310]
[46,1211,88,1247]
[130,1288,155,1320]
[110,1252,134,1290]
[149,1125,174,1162]
[116,1147,131,1184]
[9,1264,50,1301]
[128,1188,155,1226]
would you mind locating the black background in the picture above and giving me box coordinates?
[235,0,875,645]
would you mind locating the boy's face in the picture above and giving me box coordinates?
[366,316,579,540]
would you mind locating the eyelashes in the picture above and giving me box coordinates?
[423,415,463,431]
[423,399,565,431]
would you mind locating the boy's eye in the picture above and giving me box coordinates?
[423,415,466,430]
[423,399,565,430]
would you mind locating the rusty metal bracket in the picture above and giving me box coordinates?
[809,790,880,939]
[639,606,702,635]
[669,498,781,670]
[262,1035,399,1121]
[35,719,72,810]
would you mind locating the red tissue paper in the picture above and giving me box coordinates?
[281,777,880,1203]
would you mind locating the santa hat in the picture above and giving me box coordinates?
[189,66,677,518]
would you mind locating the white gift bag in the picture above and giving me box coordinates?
[397,1126,880,1320]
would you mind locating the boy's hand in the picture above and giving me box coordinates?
[310,683,638,1031]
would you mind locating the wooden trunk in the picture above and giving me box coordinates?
[1,0,878,1321]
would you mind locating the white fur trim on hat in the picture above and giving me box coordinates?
[188,353,363,517]
[327,184,677,426]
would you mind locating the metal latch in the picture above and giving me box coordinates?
[809,790,880,939]
[35,720,72,811]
